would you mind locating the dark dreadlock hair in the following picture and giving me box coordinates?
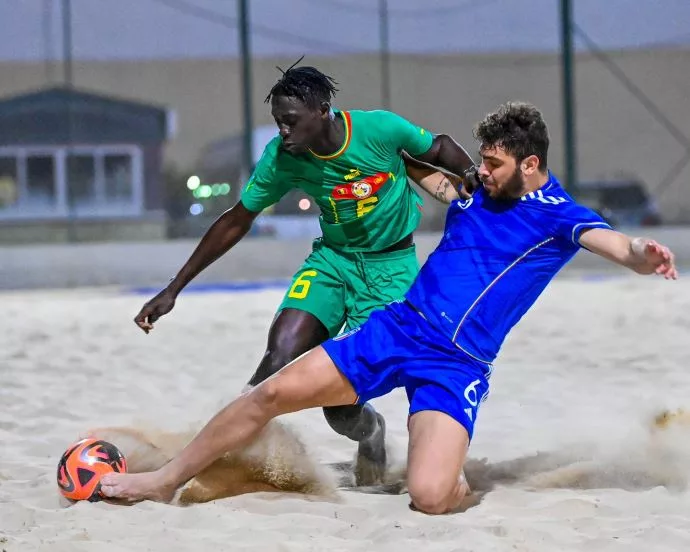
[264,56,339,109]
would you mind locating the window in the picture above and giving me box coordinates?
[0,157,18,209]
[104,154,133,202]
[26,155,56,209]
[67,154,96,208]
[0,146,143,218]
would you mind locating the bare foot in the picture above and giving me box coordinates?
[99,471,177,503]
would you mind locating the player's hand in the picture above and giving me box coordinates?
[460,165,481,197]
[457,185,472,200]
[133,288,177,334]
[643,239,678,280]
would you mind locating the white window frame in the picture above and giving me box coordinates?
[0,144,144,220]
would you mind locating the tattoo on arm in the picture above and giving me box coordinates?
[434,177,454,204]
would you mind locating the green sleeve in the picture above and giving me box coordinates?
[377,110,434,156]
[239,136,292,213]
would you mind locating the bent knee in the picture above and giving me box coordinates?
[408,480,454,515]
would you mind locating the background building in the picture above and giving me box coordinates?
[0,86,173,242]
[0,0,688,241]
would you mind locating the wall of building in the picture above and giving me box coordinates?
[0,216,166,245]
[1,226,688,291]
[0,48,688,221]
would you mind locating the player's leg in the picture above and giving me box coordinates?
[252,242,386,485]
[242,253,390,484]
[247,243,346,387]
[320,262,385,476]
[322,401,385,485]
[246,308,329,386]
[405,366,490,514]
[100,345,358,502]
[246,307,385,487]
[392,298,490,514]
[325,242,419,484]
[406,410,472,514]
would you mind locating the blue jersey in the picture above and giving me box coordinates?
[405,172,611,363]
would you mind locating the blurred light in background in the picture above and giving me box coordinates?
[186,175,200,190]
[191,182,231,200]
[189,202,204,215]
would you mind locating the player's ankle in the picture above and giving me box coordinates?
[361,404,383,436]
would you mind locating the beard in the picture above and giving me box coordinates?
[488,166,526,200]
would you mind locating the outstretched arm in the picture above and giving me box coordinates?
[133,201,259,333]
[133,138,286,333]
[578,228,678,279]
[403,152,462,203]
[167,201,259,295]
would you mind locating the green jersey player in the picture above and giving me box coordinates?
[133,63,477,486]
[243,108,436,336]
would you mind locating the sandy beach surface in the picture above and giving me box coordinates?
[2,274,690,551]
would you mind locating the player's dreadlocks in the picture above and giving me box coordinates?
[264,56,339,108]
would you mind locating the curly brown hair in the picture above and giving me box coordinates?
[473,102,549,171]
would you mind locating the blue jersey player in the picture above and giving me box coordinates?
[101,102,677,514]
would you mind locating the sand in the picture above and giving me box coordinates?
[2,274,690,551]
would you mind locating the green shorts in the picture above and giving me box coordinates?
[277,238,420,337]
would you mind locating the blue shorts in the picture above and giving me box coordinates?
[321,300,491,440]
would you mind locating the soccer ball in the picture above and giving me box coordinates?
[56,438,127,502]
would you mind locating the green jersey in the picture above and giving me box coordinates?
[240,109,434,252]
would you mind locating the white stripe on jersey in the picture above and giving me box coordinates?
[451,237,555,347]
[521,189,568,205]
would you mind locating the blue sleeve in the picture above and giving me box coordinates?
[551,201,612,246]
